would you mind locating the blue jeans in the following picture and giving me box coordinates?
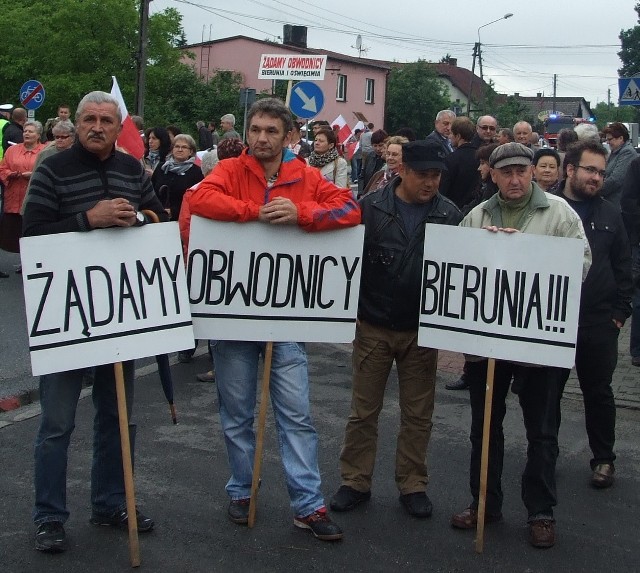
[211,341,324,517]
[33,362,136,524]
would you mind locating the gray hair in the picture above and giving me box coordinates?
[52,119,76,135]
[173,133,197,154]
[476,115,497,127]
[24,120,43,135]
[574,123,599,142]
[513,121,532,132]
[196,120,205,129]
[75,91,122,124]
[200,150,219,176]
[220,113,236,126]
[435,109,456,121]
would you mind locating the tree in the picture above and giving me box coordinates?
[619,3,640,77]
[493,96,534,130]
[592,102,638,129]
[385,61,450,137]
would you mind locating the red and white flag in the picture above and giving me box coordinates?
[330,114,352,144]
[110,76,144,160]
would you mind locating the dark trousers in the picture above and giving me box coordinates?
[467,360,562,520]
[559,323,618,468]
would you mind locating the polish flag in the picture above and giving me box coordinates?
[110,76,144,160]
[330,114,352,144]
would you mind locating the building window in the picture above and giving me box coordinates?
[365,79,375,104]
[336,74,347,101]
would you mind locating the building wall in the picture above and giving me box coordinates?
[184,38,388,131]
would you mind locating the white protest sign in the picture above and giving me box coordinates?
[20,223,194,376]
[418,225,585,368]
[258,53,327,80]
[187,218,364,342]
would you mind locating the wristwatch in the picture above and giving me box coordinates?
[134,210,146,226]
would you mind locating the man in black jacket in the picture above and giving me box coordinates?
[357,129,386,198]
[557,140,632,489]
[24,91,167,554]
[331,140,462,518]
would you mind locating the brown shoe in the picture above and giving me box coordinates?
[591,463,614,488]
[529,519,555,548]
[196,370,215,383]
[450,507,502,529]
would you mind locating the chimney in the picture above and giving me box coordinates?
[283,25,307,49]
[448,57,457,66]
[514,92,520,97]
[536,92,542,98]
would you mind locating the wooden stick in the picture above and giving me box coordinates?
[248,342,274,528]
[475,358,496,554]
[114,362,141,567]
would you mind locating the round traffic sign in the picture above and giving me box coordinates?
[289,81,324,120]
[20,80,46,111]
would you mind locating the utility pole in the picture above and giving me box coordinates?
[478,42,486,112]
[552,74,557,116]
[467,43,478,117]
[135,0,151,118]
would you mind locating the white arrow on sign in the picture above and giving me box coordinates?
[294,86,317,113]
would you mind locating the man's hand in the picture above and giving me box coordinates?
[86,198,137,229]
[259,197,298,225]
[482,225,520,234]
[613,319,623,329]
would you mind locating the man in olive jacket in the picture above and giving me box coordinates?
[331,140,462,519]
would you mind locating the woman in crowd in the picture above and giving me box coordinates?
[143,126,171,177]
[152,134,203,221]
[0,120,45,266]
[532,148,561,193]
[307,127,349,188]
[461,143,499,216]
[362,135,409,195]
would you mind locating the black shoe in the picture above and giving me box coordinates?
[399,492,433,518]
[228,498,251,524]
[446,375,469,391]
[90,507,154,532]
[294,507,343,541]
[329,485,371,512]
[35,521,67,553]
[0,270,9,279]
[177,350,194,363]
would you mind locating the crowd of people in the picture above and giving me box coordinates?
[0,93,637,555]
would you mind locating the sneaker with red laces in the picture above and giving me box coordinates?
[294,507,343,541]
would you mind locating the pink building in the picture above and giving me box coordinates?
[181,32,390,131]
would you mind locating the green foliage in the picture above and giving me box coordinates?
[493,96,535,130]
[592,102,639,129]
[385,61,450,136]
[619,3,640,77]
[0,0,244,139]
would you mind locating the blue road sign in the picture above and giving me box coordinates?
[619,77,640,106]
[289,81,324,120]
[19,80,46,110]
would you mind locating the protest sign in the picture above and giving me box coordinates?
[20,223,194,376]
[418,225,585,368]
[187,218,364,342]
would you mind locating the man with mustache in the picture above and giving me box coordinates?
[23,91,167,554]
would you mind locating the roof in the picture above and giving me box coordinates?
[431,63,492,102]
[514,96,594,119]
[183,35,391,72]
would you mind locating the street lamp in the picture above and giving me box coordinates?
[467,13,514,116]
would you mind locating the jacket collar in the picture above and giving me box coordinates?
[482,180,548,215]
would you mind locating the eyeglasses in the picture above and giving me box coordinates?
[478,125,496,131]
[173,145,191,150]
[576,165,606,178]
[54,135,71,140]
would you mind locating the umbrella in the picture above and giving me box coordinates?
[155,354,177,424]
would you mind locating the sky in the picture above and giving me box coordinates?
[151,0,637,109]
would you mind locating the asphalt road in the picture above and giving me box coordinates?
[1,342,639,572]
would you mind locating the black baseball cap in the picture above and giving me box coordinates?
[402,140,447,171]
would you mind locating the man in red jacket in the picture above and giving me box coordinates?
[181,98,359,542]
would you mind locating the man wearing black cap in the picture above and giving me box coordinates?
[331,140,462,519]
[450,142,591,548]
